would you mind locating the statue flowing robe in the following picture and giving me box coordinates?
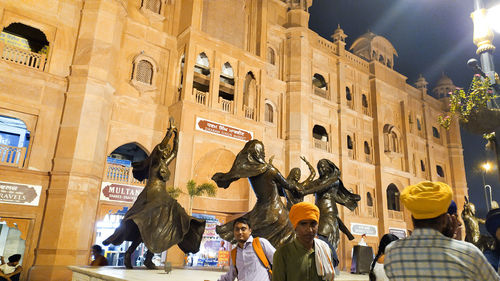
[103,130,205,254]
[212,140,296,248]
[305,159,360,249]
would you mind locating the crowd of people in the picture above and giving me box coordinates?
[217,181,500,281]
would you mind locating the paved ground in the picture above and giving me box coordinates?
[70,266,369,281]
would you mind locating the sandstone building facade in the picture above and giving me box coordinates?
[0,0,467,280]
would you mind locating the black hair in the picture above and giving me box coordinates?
[92,244,103,254]
[412,213,445,229]
[233,217,251,229]
[369,234,399,281]
[8,254,21,263]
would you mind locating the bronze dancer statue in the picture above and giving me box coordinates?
[103,119,205,269]
[302,159,360,249]
[212,139,299,248]
[283,156,316,210]
[462,196,485,245]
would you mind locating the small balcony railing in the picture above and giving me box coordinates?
[313,87,329,100]
[346,100,354,109]
[367,206,375,217]
[362,106,370,116]
[348,149,354,159]
[366,155,372,164]
[193,89,207,105]
[243,105,254,120]
[0,144,26,168]
[388,210,403,220]
[104,163,146,186]
[0,42,47,71]
[313,139,329,152]
[219,97,233,113]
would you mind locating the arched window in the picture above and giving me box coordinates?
[0,115,30,167]
[364,141,370,154]
[313,125,328,142]
[265,102,274,123]
[347,135,353,149]
[372,50,376,60]
[218,62,235,103]
[379,55,385,64]
[346,86,352,101]
[135,60,153,84]
[436,165,444,177]
[312,74,327,89]
[1,23,50,70]
[106,143,149,183]
[267,47,275,65]
[420,160,425,171]
[432,126,440,138]
[386,184,400,211]
[387,60,392,68]
[383,124,400,153]
[193,52,210,93]
[417,118,422,131]
[243,72,257,119]
[362,94,368,108]
[367,192,373,207]
[142,0,162,14]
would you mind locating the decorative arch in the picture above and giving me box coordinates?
[346,86,352,101]
[313,125,328,142]
[243,72,257,119]
[312,73,328,89]
[264,100,276,124]
[367,192,373,207]
[267,47,276,65]
[0,115,30,168]
[192,149,250,213]
[383,124,401,153]
[108,142,149,163]
[386,183,400,211]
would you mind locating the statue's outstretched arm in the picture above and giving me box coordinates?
[478,218,486,224]
[165,128,179,166]
[301,176,338,195]
[300,156,316,186]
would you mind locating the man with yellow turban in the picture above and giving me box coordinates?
[384,181,499,280]
[272,202,334,281]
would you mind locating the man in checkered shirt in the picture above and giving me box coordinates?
[384,181,499,280]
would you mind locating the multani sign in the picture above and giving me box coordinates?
[0,181,41,206]
[195,117,253,142]
[100,182,143,203]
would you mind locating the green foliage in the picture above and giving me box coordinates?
[186,180,217,197]
[166,186,182,199]
[439,75,498,130]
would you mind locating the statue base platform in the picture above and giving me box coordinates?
[69,266,368,281]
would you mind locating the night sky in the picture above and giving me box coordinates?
[307,0,500,222]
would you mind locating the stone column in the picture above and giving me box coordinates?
[29,1,126,280]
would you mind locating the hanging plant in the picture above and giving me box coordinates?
[439,75,500,135]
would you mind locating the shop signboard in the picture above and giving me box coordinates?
[195,117,253,142]
[217,250,229,267]
[0,181,41,206]
[389,227,407,239]
[100,182,143,203]
[350,223,378,237]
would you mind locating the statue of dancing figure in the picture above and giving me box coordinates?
[212,140,300,248]
[103,119,205,269]
[302,159,361,249]
[283,156,316,210]
[462,196,485,245]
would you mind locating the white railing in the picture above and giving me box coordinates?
[104,163,146,186]
[388,210,403,220]
[367,206,375,217]
[313,139,329,152]
[0,145,26,168]
[313,87,329,99]
[193,89,207,105]
[348,149,354,159]
[346,100,354,109]
[244,105,254,120]
[219,97,233,113]
[362,106,370,116]
[0,42,47,71]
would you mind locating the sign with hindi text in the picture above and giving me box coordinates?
[350,223,378,237]
[195,117,253,142]
[0,181,41,206]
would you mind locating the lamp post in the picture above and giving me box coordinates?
[482,162,492,210]
[470,0,500,182]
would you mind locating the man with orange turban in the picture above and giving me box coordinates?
[272,202,334,281]
[384,181,498,280]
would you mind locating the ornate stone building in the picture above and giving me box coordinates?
[0,0,467,280]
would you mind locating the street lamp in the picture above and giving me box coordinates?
[470,0,500,183]
[482,162,492,210]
